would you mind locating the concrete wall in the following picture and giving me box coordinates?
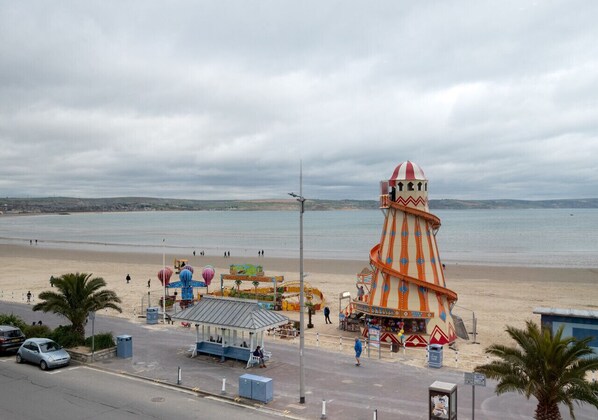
[67,346,117,363]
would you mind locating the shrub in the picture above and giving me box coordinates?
[85,332,116,351]
[0,313,28,330]
[23,324,52,338]
[50,325,85,348]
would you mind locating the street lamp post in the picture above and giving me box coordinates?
[289,184,306,404]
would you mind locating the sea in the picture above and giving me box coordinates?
[1,209,597,268]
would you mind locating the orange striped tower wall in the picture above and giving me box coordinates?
[356,161,458,347]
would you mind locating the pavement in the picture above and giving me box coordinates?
[3,302,598,420]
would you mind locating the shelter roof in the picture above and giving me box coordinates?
[172,295,289,332]
[533,307,598,320]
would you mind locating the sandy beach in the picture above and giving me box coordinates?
[1,243,597,369]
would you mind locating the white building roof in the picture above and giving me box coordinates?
[533,307,598,320]
[172,295,289,332]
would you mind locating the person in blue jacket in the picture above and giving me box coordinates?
[354,337,362,366]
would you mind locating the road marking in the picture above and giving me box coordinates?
[46,366,78,374]
[286,403,306,410]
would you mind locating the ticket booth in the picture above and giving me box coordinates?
[429,381,457,420]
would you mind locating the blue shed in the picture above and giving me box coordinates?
[534,307,598,357]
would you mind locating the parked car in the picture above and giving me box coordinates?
[16,338,71,370]
[0,325,26,355]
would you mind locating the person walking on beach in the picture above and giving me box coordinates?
[49,275,55,287]
[354,337,362,366]
[126,274,131,284]
[324,306,331,324]
[26,291,32,303]
[147,278,151,288]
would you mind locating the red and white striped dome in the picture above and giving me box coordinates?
[389,161,426,185]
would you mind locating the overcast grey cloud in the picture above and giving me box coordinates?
[1,1,597,200]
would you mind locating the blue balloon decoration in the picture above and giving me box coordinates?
[179,269,193,282]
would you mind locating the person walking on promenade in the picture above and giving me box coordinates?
[324,306,332,324]
[354,337,362,366]
[26,290,32,303]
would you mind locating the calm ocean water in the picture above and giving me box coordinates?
[1,209,597,268]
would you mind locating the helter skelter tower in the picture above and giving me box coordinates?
[354,161,458,347]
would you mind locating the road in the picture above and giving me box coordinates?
[0,358,286,420]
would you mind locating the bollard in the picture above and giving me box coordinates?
[320,399,327,419]
[177,366,181,384]
[316,332,320,347]
[221,377,226,394]
[373,408,378,420]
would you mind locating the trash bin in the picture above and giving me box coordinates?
[428,344,443,368]
[116,335,132,358]
[391,342,399,353]
[146,307,159,325]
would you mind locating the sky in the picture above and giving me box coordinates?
[1,1,597,201]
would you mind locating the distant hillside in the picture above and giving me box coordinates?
[1,197,597,214]
[430,198,598,210]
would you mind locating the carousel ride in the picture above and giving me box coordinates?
[214,264,325,312]
[158,263,215,310]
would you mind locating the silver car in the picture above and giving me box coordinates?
[16,338,71,370]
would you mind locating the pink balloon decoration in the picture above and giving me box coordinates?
[157,267,173,286]
[202,266,215,286]
[181,265,194,274]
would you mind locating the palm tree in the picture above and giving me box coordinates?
[252,280,260,296]
[33,273,122,340]
[235,279,242,292]
[475,320,598,420]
